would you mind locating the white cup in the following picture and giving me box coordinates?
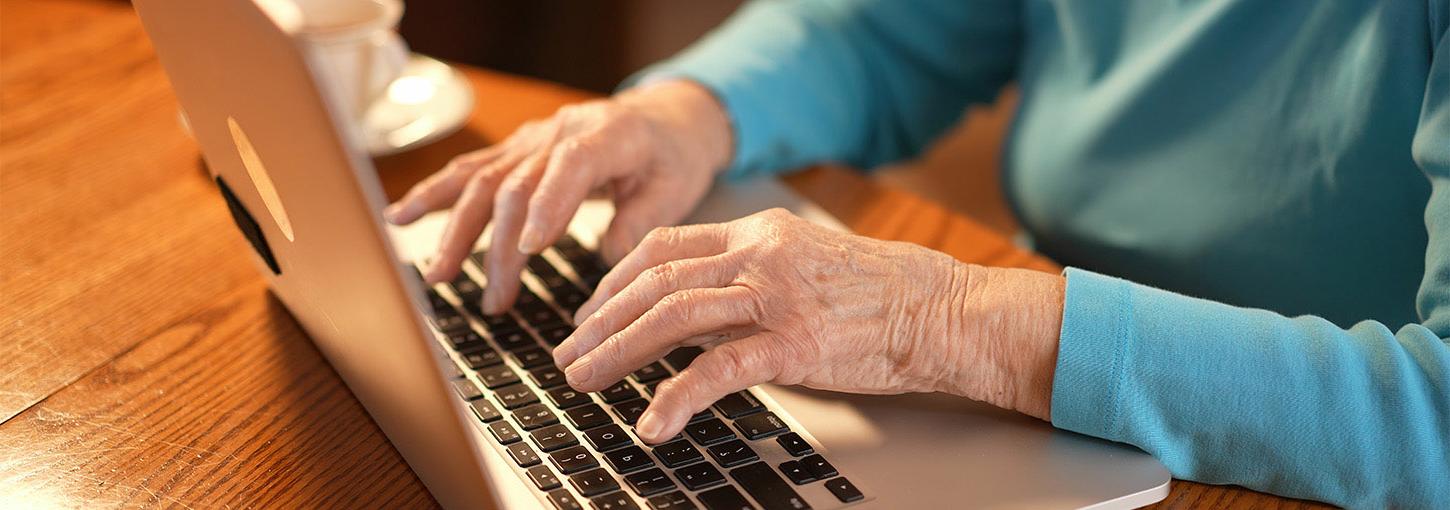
[292,0,410,124]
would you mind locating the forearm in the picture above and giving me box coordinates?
[1054,269,1450,508]
[932,263,1064,421]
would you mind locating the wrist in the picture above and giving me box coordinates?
[937,264,1064,420]
[616,79,733,178]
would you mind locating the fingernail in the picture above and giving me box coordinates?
[565,358,594,387]
[423,262,447,285]
[518,224,545,254]
[386,202,418,224]
[635,411,664,441]
[552,343,576,368]
[482,290,502,315]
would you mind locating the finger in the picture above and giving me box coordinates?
[556,252,739,368]
[633,334,786,443]
[561,286,757,390]
[481,150,552,314]
[519,122,648,254]
[597,184,705,266]
[385,145,508,225]
[574,222,731,322]
[423,169,504,284]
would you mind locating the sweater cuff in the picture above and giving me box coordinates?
[1051,267,1134,439]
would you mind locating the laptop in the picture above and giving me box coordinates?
[132,0,1173,508]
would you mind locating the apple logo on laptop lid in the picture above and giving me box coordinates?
[216,116,289,275]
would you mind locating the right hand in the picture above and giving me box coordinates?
[385,80,733,315]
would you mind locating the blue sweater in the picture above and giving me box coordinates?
[635,1,1450,507]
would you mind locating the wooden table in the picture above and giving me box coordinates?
[1,1,1330,508]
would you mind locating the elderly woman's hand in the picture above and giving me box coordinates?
[551,208,1067,443]
[385,80,732,314]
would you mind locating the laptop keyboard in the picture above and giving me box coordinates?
[415,234,866,510]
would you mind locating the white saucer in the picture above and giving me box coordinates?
[361,54,473,156]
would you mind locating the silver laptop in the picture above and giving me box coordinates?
[133,1,1172,508]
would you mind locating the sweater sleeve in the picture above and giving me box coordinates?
[627,0,1021,180]
[1050,26,1450,509]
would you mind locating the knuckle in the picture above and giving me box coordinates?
[496,178,532,203]
[644,261,681,288]
[655,291,698,323]
[642,225,678,247]
[706,343,751,383]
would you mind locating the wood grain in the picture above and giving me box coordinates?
[0,1,1328,508]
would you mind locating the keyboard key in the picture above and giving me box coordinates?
[603,445,655,474]
[488,420,521,444]
[684,419,736,446]
[565,404,614,430]
[548,488,585,510]
[508,442,541,467]
[824,477,863,503]
[642,381,663,397]
[469,399,502,422]
[432,314,470,335]
[519,303,563,327]
[599,381,640,404]
[647,491,696,510]
[494,329,538,351]
[611,399,649,425]
[729,462,811,510]
[439,355,465,379]
[673,462,726,491]
[590,491,639,510]
[532,424,580,452]
[775,433,813,457]
[530,366,568,389]
[777,461,813,485]
[711,392,765,419]
[537,324,573,346]
[446,330,487,351]
[452,379,483,401]
[695,486,752,510]
[510,347,553,368]
[630,363,670,384]
[569,467,620,497]
[424,287,452,313]
[800,454,837,479]
[551,445,601,474]
[477,365,521,389]
[478,312,523,334]
[706,440,758,468]
[449,273,484,302]
[651,440,703,468]
[462,348,503,369]
[528,465,563,490]
[553,287,589,312]
[624,468,677,497]
[661,347,704,371]
[497,385,540,410]
[584,424,634,452]
[686,410,714,424]
[733,412,788,440]
[548,387,594,409]
[514,404,560,430]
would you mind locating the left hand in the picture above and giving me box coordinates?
[551,208,1066,443]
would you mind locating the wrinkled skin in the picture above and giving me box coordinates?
[390,79,1065,444]
[553,208,1065,443]
[386,80,730,314]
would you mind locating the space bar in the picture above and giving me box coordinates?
[729,462,812,510]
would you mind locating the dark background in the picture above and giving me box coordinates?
[398,0,744,93]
